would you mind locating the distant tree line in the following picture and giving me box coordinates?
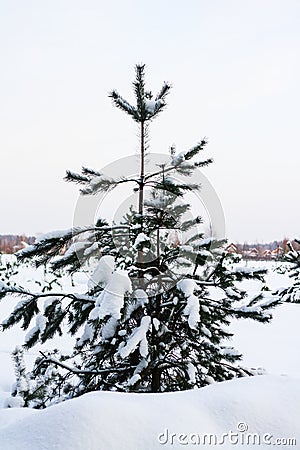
[0,235,36,254]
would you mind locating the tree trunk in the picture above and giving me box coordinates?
[138,120,145,218]
[151,367,161,392]
[138,121,145,285]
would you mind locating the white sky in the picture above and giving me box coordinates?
[0,0,299,242]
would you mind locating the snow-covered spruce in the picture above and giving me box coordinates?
[0,64,282,408]
[275,240,300,303]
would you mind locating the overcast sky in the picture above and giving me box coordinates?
[1,0,299,242]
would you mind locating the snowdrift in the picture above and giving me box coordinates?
[0,375,299,449]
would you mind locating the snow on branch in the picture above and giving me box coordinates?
[24,314,47,348]
[110,64,171,123]
[177,279,200,329]
[89,268,132,321]
[88,255,115,290]
[230,266,267,282]
[38,351,134,376]
[64,170,90,184]
[80,175,121,195]
[119,316,151,359]
[109,90,138,119]
[155,81,171,102]
[232,291,281,322]
[171,139,208,165]
[16,224,129,268]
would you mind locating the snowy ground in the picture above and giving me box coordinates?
[0,257,299,449]
[230,261,300,377]
[0,375,299,449]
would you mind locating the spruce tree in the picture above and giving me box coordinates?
[0,65,281,407]
[276,240,300,303]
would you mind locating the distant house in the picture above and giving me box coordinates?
[226,243,239,254]
[271,247,283,259]
[245,248,259,259]
[262,249,272,259]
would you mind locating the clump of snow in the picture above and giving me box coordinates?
[177,279,197,296]
[205,375,215,384]
[119,316,151,359]
[101,317,118,340]
[89,269,132,321]
[145,100,156,113]
[24,315,47,344]
[201,324,212,337]
[144,196,167,209]
[36,229,72,243]
[171,148,191,165]
[177,279,200,329]
[133,233,150,249]
[179,244,193,252]
[88,255,115,290]
[187,362,196,385]
[184,295,200,329]
[220,346,241,357]
[127,373,141,386]
[64,242,88,258]
[125,289,148,319]
[76,322,94,347]
[134,289,148,305]
[15,245,36,257]
[153,318,160,331]
[145,99,162,114]
[43,296,59,311]
[226,286,242,299]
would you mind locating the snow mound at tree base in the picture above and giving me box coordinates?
[0,375,299,450]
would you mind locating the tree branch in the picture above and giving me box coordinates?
[39,352,134,376]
